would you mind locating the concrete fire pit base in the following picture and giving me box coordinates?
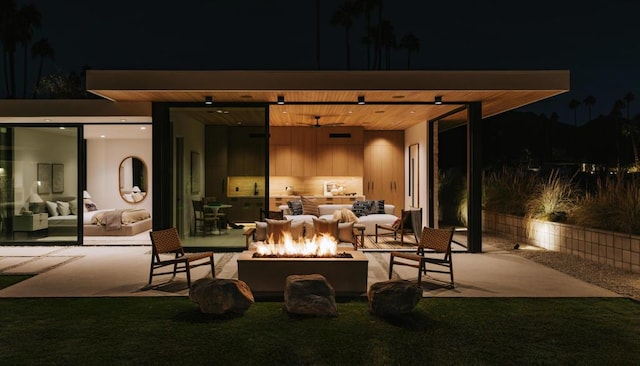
[237,250,368,297]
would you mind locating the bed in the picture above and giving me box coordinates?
[84,208,152,236]
[44,196,152,236]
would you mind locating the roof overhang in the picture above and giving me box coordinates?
[86,70,569,130]
[0,70,568,130]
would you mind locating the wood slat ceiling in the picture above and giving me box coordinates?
[88,70,569,131]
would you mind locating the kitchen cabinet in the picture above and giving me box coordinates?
[364,131,404,214]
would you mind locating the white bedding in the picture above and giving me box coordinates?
[83,209,115,225]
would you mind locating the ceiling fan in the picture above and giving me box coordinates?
[298,115,345,128]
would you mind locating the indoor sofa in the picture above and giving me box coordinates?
[279,203,398,235]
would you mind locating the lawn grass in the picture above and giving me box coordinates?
[0,297,638,365]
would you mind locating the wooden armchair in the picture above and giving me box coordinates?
[148,227,215,288]
[375,208,421,245]
[388,226,455,287]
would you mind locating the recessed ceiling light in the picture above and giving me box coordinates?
[223,111,229,114]
[59,127,65,130]
[348,111,353,114]
[281,111,288,114]
[410,111,416,114]
[140,126,146,130]
[120,119,127,122]
[217,110,223,113]
[44,119,51,122]
[100,135,106,138]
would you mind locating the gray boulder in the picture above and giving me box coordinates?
[284,274,337,317]
[189,278,255,315]
[367,280,423,316]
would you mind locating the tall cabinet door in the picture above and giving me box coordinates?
[364,131,404,214]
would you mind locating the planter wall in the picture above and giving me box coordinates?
[482,210,640,274]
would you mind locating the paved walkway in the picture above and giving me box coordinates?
[0,240,621,298]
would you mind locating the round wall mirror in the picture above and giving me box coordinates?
[119,156,147,203]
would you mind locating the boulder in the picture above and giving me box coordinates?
[189,278,255,315]
[367,280,423,316]
[284,274,337,317]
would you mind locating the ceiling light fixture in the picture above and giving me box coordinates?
[357,96,365,105]
[277,95,285,105]
[205,96,213,105]
[435,96,443,105]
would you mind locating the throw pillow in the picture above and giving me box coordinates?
[290,220,304,240]
[254,221,268,241]
[352,200,374,217]
[338,221,355,243]
[57,201,71,216]
[287,200,303,215]
[365,200,379,215]
[45,201,59,217]
[69,199,78,215]
[301,196,319,216]
[375,199,386,214]
[266,218,292,243]
[333,208,359,223]
[312,217,338,241]
[84,198,97,212]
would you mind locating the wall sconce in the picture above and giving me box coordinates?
[357,96,365,105]
[277,95,285,105]
[205,96,213,105]
[434,96,443,105]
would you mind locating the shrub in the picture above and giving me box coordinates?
[482,167,537,216]
[525,169,578,223]
[570,175,640,235]
[438,168,466,225]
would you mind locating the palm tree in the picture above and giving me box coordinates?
[16,3,40,98]
[583,95,596,122]
[354,0,379,70]
[398,32,419,70]
[620,117,640,167]
[330,0,361,70]
[624,92,635,121]
[315,0,320,69]
[31,37,53,98]
[568,99,581,126]
[0,0,18,98]
[379,20,395,70]
[611,99,626,168]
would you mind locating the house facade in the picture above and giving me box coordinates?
[0,70,569,251]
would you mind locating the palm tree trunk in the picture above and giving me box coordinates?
[22,44,27,98]
[33,56,43,98]
[315,0,320,70]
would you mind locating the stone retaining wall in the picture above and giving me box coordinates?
[482,210,640,274]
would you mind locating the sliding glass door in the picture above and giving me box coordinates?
[0,126,80,245]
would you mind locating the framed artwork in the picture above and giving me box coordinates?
[52,163,64,193]
[37,163,51,194]
[191,152,200,194]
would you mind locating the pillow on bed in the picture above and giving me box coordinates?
[132,192,144,202]
[84,199,97,212]
[57,201,71,216]
[46,201,59,217]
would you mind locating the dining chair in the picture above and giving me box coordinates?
[192,199,216,236]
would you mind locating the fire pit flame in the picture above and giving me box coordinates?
[254,231,339,257]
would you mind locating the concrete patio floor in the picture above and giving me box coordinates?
[0,238,622,299]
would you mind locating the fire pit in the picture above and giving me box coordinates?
[237,233,368,296]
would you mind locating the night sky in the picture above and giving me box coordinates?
[19,0,640,124]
